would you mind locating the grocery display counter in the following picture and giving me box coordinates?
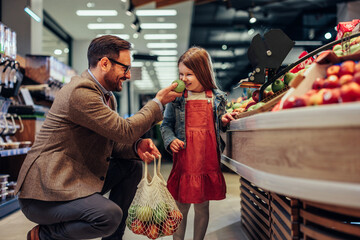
[221,102,360,239]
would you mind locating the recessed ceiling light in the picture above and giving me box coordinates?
[54,49,62,55]
[136,9,177,16]
[141,23,177,29]
[150,50,178,56]
[87,2,95,8]
[76,10,118,16]
[147,43,178,48]
[144,34,177,40]
[88,23,124,29]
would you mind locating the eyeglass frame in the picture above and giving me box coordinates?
[98,57,131,74]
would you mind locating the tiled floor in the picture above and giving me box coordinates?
[0,162,249,240]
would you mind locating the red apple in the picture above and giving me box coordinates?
[355,62,360,73]
[146,224,160,239]
[340,82,360,102]
[252,90,260,103]
[282,96,296,109]
[245,100,256,110]
[326,65,340,76]
[322,89,341,104]
[293,96,307,108]
[339,60,355,76]
[131,219,145,235]
[353,72,360,85]
[312,77,325,90]
[169,209,183,222]
[323,75,340,88]
[162,219,178,236]
[339,74,354,85]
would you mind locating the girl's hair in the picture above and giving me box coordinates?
[178,47,217,90]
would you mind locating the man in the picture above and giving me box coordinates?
[15,35,182,240]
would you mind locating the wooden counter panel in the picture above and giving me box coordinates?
[230,127,360,183]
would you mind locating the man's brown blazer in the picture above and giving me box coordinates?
[15,71,163,201]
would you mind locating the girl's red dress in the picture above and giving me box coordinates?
[167,90,226,204]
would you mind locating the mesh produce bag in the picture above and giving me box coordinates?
[126,156,183,239]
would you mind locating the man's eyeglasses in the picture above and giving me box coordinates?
[99,57,131,74]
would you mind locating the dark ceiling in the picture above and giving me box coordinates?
[188,0,359,91]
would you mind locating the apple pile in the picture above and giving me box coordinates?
[283,60,360,109]
[126,202,183,239]
[332,36,360,57]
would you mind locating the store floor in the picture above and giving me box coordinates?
[0,161,249,240]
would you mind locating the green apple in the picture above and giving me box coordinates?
[265,84,272,92]
[271,79,285,93]
[136,206,153,222]
[172,79,186,93]
[153,202,168,224]
[283,72,295,86]
[350,43,360,54]
[232,102,242,109]
[333,44,342,52]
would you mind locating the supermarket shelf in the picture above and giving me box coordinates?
[0,147,31,157]
[0,197,19,219]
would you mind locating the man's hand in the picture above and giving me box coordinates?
[221,112,237,126]
[170,139,185,153]
[137,138,161,163]
[155,83,183,105]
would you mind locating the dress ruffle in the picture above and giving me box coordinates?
[167,170,226,204]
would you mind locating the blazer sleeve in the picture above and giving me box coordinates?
[68,82,163,144]
[111,141,138,160]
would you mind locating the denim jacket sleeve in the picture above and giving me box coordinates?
[160,101,178,153]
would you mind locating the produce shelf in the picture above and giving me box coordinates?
[0,147,31,157]
[0,197,19,219]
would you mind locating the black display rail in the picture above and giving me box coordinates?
[0,147,30,157]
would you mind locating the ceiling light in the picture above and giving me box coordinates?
[136,9,177,16]
[150,50,178,56]
[157,57,178,62]
[147,43,178,48]
[64,48,69,53]
[249,17,257,24]
[222,45,227,50]
[24,4,41,22]
[324,32,332,40]
[96,34,129,39]
[248,28,255,35]
[87,2,95,8]
[126,1,134,16]
[54,49,62,55]
[76,10,118,16]
[133,33,139,39]
[131,17,140,29]
[144,34,177,40]
[141,23,177,29]
[88,23,124,29]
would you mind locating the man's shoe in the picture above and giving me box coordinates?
[27,225,40,240]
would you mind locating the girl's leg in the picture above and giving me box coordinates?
[193,201,209,240]
[173,201,191,240]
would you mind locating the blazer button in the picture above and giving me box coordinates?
[100,176,105,181]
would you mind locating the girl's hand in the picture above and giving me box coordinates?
[170,139,185,153]
[221,112,237,126]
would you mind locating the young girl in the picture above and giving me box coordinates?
[160,47,236,240]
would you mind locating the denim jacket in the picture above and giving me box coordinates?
[160,89,228,154]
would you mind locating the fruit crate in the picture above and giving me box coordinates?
[234,85,290,120]
[240,177,301,240]
[300,200,360,240]
[270,193,300,240]
[240,177,271,240]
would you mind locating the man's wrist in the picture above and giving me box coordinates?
[134,138,143,156]
[152,98,164,112]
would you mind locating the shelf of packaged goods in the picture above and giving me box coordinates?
[0,147,31,157]
[0,197,19,219]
